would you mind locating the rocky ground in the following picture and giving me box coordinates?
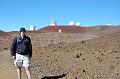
[30,32,120,79]
[0,26,120,79]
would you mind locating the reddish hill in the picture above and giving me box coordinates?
[0,30,8,37]
[37,25,87,33]
[85,26,120,36]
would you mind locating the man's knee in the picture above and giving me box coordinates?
[17,67,21,70]
[25,67,30,71]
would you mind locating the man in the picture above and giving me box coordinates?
[10,27,32,79]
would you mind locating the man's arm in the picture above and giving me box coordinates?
[28,37,32,58]
[10,37,17,57]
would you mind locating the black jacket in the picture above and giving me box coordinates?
[10,35,32,58]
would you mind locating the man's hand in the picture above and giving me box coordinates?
[12,56,16,59]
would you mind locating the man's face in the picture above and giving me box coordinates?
[20,31,26,36]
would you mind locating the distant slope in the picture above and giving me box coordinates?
[0,30,8,37]
[85,26,120,36]
[0,29,4,32]
[37,25,87,33]
[37,25,120,36]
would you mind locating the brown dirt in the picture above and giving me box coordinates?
[30,32,120,79]
[0,50,27,79]
[1,26,120,79]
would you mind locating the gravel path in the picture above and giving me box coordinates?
[0,50,27,79]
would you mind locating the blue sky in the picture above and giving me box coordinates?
[0,0,120,32]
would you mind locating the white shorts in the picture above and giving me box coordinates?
[14,53,30,67]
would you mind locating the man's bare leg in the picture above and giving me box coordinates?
[17,67,21,79]
[25,67,32,79]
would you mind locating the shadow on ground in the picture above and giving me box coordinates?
[41,74,66,79]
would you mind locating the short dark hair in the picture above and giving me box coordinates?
[20,27,26,32]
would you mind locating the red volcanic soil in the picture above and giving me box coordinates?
[1,26,120,79]
[37,25,120,36]
[37,25,87,33]
[0,30,8,37]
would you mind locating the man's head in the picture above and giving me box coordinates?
[20,27,26,32]
[20,27,26,37]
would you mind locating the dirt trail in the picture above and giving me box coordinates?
[0,50,26,79]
